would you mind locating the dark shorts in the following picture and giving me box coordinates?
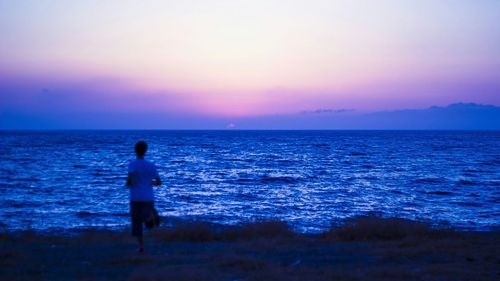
[130,201,154,237]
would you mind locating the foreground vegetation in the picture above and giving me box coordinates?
[1,217,499,280]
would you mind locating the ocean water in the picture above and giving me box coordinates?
[0,130,499,233]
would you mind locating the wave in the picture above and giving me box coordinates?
[260,175,301,184]
[456,179,480,186]
[1,130,498,232]
[236,178,255,183]
[452,201,484,207]
[312,143,330,148]
[426,191,453,196]
[414,177,445,184]
[5,200,43,208]
[479,159,500,167]
[348,152,367,156]
[10,177,40,183]
[76,211,98,218]
[76,211,128,218]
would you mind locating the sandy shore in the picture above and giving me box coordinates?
[1,217,499,281]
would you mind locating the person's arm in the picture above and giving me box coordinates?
[153,177,161,186]
[126,162,134,187]
[126,173,133,187]
[153,164,161,186]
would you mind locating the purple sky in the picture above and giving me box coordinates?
[1,1,499,129]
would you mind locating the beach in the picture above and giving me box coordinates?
[1,217,498,281]
[2,0,500,279]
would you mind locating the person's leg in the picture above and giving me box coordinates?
[131,202,145,252]
[137,236,144,252]
[144,202,156,229]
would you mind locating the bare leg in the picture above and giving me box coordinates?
[137,236,144,253]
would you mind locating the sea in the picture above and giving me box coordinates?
[0,130,499,233]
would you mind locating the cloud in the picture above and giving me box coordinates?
[2,71,499,129]
[0,73,196,114]
[1,102,498,130]
[300,108,355,114]
[228,103,500,130]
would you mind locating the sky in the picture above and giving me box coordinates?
[1,0,499,128]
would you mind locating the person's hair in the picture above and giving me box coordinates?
[135,141,148,156]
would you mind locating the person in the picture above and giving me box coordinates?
[126,140,161,253]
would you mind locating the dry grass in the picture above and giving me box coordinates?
[1,216,499,281]
[152,221,215,242]
[150,220,293,242]
[321,216,456,241]
[218,220,294,241]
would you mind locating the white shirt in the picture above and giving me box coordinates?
[128,159,159,202]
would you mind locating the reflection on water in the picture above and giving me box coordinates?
[0,130,499,232]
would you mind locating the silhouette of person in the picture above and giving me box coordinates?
[126,140,161,253]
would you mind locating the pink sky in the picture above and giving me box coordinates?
[1,0,499,124]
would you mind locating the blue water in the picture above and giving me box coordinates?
[0,130,499,233]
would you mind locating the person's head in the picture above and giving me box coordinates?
[135,141,148,157]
